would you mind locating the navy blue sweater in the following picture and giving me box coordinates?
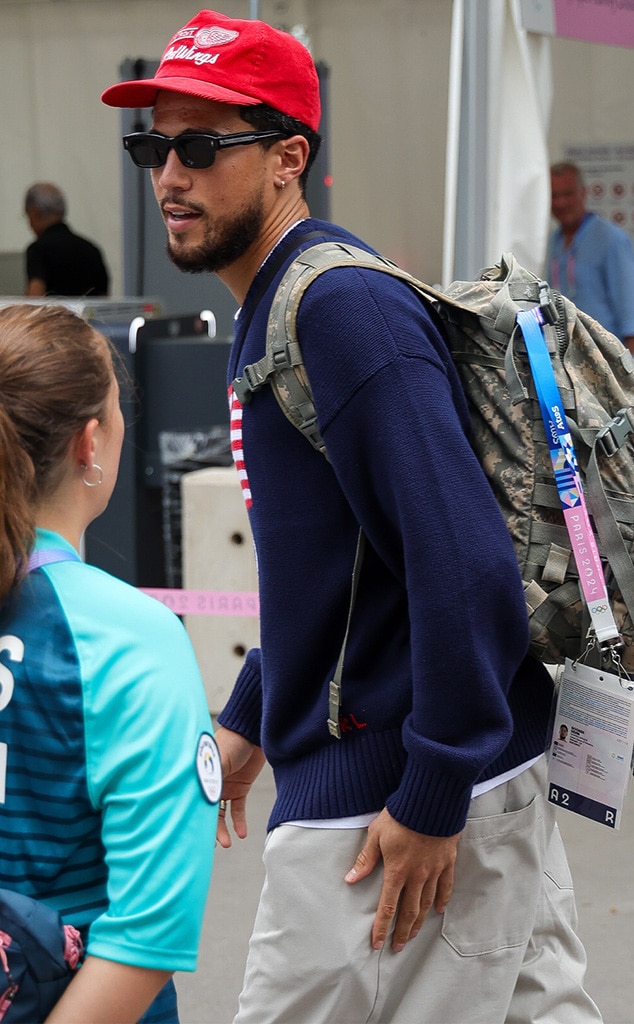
[218,219,553,837]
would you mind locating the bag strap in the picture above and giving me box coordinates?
[237,228,328,342]
[27,549,81,572]
[517,307,627,661]
[327,529,365,739]
[231,241,445,453]
[234,243,423,736]
[585,411,634,623]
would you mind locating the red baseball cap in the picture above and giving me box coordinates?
[101,9,321,132]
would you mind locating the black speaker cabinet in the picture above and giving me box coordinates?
[84,314,231,587]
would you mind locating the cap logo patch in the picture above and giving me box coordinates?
[163,26,239,68]
[195,27,239,48]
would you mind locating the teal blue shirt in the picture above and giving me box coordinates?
[0,529,218,972]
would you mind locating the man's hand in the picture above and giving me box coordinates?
[215,725,266,849]
[345,808,460,951]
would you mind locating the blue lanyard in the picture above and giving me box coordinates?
[516,307,621,648]
[27,548,81,572]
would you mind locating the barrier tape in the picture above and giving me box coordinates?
[139,588,260,616]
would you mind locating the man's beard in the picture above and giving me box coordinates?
[165,196,265,275]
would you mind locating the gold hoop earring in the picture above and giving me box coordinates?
[82,463,103,488]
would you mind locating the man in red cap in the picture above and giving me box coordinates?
[103,12,601,1024]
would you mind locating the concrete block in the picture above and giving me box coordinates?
[181,466,259,713]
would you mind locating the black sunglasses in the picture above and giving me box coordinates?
[122,130,284,169]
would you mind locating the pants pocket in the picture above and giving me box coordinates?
[441,792,547,956]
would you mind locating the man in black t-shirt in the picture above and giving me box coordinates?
[24,182,110,297]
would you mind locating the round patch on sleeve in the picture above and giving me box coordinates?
[196,732,223,804]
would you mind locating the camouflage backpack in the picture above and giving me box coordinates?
[233,242,634,672]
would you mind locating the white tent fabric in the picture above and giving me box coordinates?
[444,0,553,284]
[488,0,553,273]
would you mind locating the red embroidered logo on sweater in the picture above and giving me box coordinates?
[339,713,367,733]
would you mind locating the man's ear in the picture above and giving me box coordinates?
[278,135,310,184]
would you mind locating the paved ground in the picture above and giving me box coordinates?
[176,760,634,1024]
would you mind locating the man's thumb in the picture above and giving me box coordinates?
[344,837,379,884]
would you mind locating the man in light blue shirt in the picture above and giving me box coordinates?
[547,161,634,352]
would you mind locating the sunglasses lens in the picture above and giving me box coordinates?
[126,137,167,168]
[177,137,217,169]
[123,134,223,169]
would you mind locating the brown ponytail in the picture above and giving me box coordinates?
[0,304,114,603]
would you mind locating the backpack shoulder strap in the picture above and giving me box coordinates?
[231,241,434,738]
[231,241,444,456]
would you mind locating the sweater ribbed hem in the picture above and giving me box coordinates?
[269,726,407,828]
[267,704,549,837]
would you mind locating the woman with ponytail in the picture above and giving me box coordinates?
[0,305,219,1024]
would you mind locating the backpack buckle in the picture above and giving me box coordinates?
[538,281,559,325]
[231,375,253,404]
[596,408,634,457]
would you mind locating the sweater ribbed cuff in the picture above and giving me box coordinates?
[386,758,474,836]
[216,656,262,746]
